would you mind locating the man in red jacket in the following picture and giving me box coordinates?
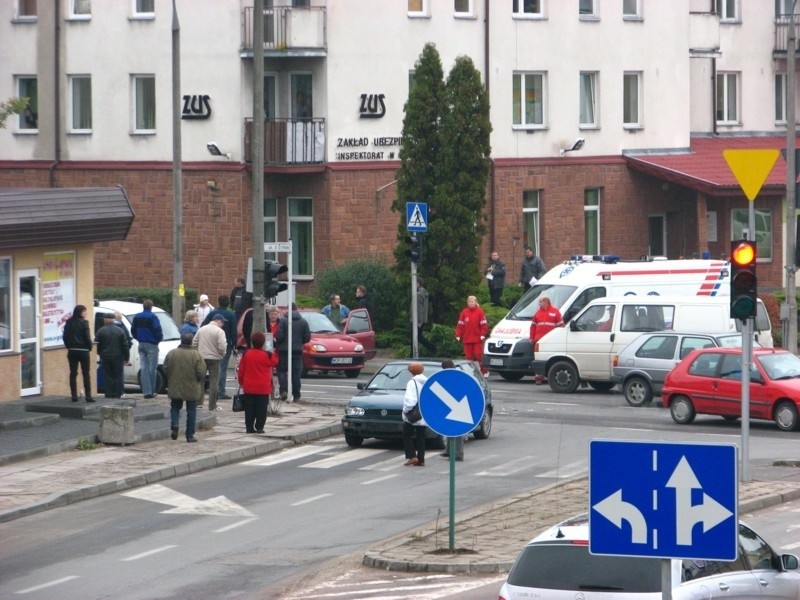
[455,295,489,375]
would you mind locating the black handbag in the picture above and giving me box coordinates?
[404,381,422,423]
[232,389,244,412]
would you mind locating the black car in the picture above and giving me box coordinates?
[341,359,493,448]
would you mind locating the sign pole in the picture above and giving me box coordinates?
[449,437,456,550]
[411,261,419,358]
[661,559,672,600]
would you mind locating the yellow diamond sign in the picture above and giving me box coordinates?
[723,149,780,201]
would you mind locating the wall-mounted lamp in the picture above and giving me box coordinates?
[206,142,231,160]
[207,180,218,192]
[559,137,585,157]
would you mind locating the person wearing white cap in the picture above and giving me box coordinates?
[192,313,227,410]
[194,294,214,324]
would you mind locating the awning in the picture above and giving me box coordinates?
[624,136,788,197]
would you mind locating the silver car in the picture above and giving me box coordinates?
[611,331,750,407]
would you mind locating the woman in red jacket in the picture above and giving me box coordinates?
[237,331,279,433]
[455,295,489,375]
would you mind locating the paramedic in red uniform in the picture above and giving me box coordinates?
[456,295,489,375]
[530,296,564,384]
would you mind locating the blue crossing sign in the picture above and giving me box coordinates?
[589,440,737,561]
[406,202,428,233]
[419,370,485,437]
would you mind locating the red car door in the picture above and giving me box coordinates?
[343,308,376,360]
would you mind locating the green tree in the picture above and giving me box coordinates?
[0,97,28,129]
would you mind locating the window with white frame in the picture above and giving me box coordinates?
[132,75,156,132]
[69,75,92,132]
[17,76,38,130]
[775,73,787,124]
[716,72,739,124]
[585,189,601,255]
[513,0,543,17]
[623,0,642,18]
[70,0,90,18]
[291,73,312,119]
[580,72,598,127]
[408,0,427,16]
[264,75,277,119]
[776,0,795,17]
[513,72,546,128]
[263,197,278,262]
[719,0,739,21]
[0,258,10,351]
[288,197,313,277]
[523,191,541,256]
[454,0,471,16]
[732,209,772,261]
[579,0,597,18]
[16,0,36,19]
[133,0,154,17]
[623,71,642,128]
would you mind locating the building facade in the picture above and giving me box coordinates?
[0,0,797,397]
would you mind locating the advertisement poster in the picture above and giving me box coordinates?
[42,251,76,347]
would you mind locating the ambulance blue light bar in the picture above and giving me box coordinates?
[570,254,621,264]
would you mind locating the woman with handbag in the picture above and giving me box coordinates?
[402,362,428,466]
[236,331,279,433]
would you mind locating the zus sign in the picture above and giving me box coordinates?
[359,94,385,119]
[182,95,212,120]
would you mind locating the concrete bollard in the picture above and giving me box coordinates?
[98,405,135,445]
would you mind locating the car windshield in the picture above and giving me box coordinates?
[715,334,747,348]
[506,543,661,592]
[757,352,800,380]
[507,284,577,320]
[125,311,181,341]
[367,363,442,391]
[302,312,340,334]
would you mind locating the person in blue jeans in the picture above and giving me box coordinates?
[164,332,205,443]
[200,295,236,399]
[131,299,163,398]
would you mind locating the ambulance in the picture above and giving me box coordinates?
[482,255,772,381]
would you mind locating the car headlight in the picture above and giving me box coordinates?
[345,406,365,416]
[309,344,327,353]
[354,344,364,352]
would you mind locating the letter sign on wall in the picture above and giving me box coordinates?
[359,94,386,119]
[182,95,212,120]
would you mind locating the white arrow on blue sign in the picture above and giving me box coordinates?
[419,370,485,437]
[589,440,737,561]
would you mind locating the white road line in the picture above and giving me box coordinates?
[301,448,386,469]
[359,455,404,472]
[361,474,398,485]
[537,460,586,479]
[214,518,258,533]
[242,444,330,467]
[291,493,332,506]
[16,576,79,594]
[784,541,800,550]
[475,456,543,477]
[121,545,177,562]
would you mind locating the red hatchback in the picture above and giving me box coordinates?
[661,347,800,431]
[299,308,376,378]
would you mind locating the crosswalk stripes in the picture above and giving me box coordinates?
[300,448,388,469]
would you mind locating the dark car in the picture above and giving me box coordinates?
[661,347,800,431]
[341,359,493,449]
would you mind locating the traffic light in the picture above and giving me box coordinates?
[405,233,423,263]
[264,260,288,298]
[729,240,757,321]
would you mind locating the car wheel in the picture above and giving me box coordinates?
[670,395,696,425]
[588,381,615,393]
[426,434,446,450]
[548,361,580,393]
[623,377,653,407]
[345,369,361,379]
[774,401,800,432]
[344,434,364,447]
[473,408,492,440]
[497,371,525,382]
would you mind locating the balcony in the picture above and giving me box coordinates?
[244,118,326,166]
[242,6,326,58]
[775,14,800,57]
[688,11,720,57]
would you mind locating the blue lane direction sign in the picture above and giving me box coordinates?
[406,202,428,233]
[419,370,485,437]
[589,440,737,561]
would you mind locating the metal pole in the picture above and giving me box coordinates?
[287,243,293,401]
[411,261,419,358]
[171,0,184,324]
[449,438,455,551]
[787,4,798,356]
[251,0,266,336]
[740,318,752,482]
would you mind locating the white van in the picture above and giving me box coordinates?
[483,256,772,381]
[530,295,772,393]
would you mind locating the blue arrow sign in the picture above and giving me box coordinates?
[419,370,485,437]
[589,440,737,561]
[406,202,428,233]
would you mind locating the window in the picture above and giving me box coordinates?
[523,190,541,256]
[291,73,312,119]
[133,0,154,17]
[623,0,642,18]
[636,336,678,360]
[732,208,772,261]
[579,0,597,18]
[264,75,276,120]
[69,75,92,131]
[719,0,739,21]
[513,0,542,17]
[580,72,598,127]
[0,258,10,351]
[70,0,90,18]
[775,73,786,123]
[585,188,600,254]
[454,0,471,16]
[16,0,36,19]
[264,197,278,262]
[16,77,38,130]
[623,71,642,127]
[408,0,427,15]
[133,75,156,132]
[716,72,739,124]
[513,72,546,127]
[288,197,313,277]
[776,0,795,17]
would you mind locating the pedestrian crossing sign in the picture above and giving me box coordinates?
[406,202,428,232]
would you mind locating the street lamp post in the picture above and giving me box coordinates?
[786,5,798,355]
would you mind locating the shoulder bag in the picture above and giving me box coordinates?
[232,387,245,412]
[404,380,422,424]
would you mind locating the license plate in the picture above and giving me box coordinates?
[489,358,504,366]
[331,357,353,365]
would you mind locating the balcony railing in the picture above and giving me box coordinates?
[244,118,326,165]
[242,6,326,55]
[775,14,800,53]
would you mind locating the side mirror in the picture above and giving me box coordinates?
[570,321,579,332]
[782,553,799,570]
[356,382,367,391]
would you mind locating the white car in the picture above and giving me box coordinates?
[499,513,800,599]
[93,300,182,393]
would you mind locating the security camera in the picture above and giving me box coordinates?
[206,142,223,156]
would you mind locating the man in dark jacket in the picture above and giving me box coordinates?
[276,304,311,402]
[519,245,547,291]
[95,314,130,399]
[486,251,506,306]
[355,284,373,321]
[164,332,205,443]
[130,299,163,399]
